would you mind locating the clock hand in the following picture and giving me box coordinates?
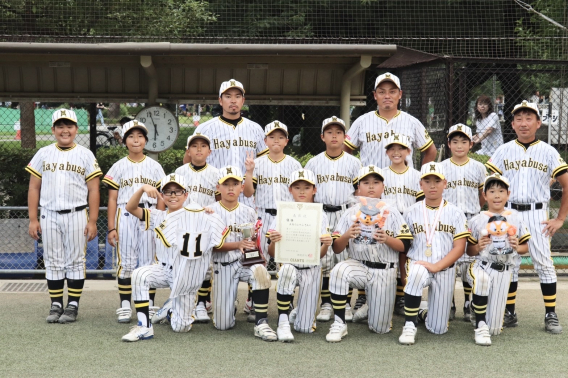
[149,114,159,140]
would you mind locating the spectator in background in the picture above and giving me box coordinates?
[495,96,504,121]
[96,103,107,126]
[14,118,21,140]
[472,95,503,156]
[530,90,540,104]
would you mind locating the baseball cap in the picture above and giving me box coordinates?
[484,173,510,190]
[186,132,211,148]
[447,123,473,141]
[384,133,411,149]
[218,165,243,184]
[420,162,445,180]
[289,169,316,186]
[265,120,288,137]
[219,79,245,97]
[374,72,401,90]
[159,173,187,192]
[358,165,385,182]
[52,108,78,125]
[122,120,148,137]
[321,116,346,133]
[113,126,124,138]
[512,100,540,119]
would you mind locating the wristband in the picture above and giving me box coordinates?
[107,228,116,234]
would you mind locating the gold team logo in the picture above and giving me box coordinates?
[230,80,236,86]
[227,167,233,174]
[430,164,436,172]
[170,174,176,182]
[522,100,528,106]
[61,110,66,116]
[274,121,280,128]
[369,165,375,172]
[457,125,463,131]
[385,74,391,78]
[394,134,399,141]
[332,116,338,121]
[299,171,305,178]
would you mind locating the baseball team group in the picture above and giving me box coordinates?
[25,73,568,347]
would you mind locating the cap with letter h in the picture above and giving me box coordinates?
[321,116,346,133]
[122,120,148,137]
[218,165,243,184]
[384,133,411,149]
[420,162,445,180]
[265,120,288,137]
[159,173,187,192]
[512,100,540,119]
[375,72,401,90]
[186,132,211,148]
[484,172,510,190]
[358,165,385,181]
[219,79,245,97]
[447,123,472,141]
[52,108,78,126]
[289,169,316,186]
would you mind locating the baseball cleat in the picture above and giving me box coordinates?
[326,320,348,343]
[289,307,297,324]
[502,310,518,328]
[46,304,64,323]
[151,298,172,324]
[122,321,154,342]
[277,322,294,342]
[149,306,160,320]
[58,304,78,323]
[254,320,278,342]
[345,303,353,322]
[194,303,210,323]
[316,303,333,322]
[353,294,366,312]
[474,324,492,346]
[352,303,369,323]
[205,300,213,314]
[399,322,417,345]
[545,312,563,334]
[394,297,405,316]
[116,307,132,323]
[243,299,253,314]
[463,305,471,322]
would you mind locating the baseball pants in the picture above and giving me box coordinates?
[322,208,348,277]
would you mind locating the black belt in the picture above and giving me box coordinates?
[481,260,509,272]
[323,204,349,213]
[507,202,544,211]
[214,259,240,267]
[442,263,455,271]
[294,265,314,270]
[265,209,277,216]
[362,261,395,269]
[161,262,172,270]
[56,205,88,214]
[138,203,151,208]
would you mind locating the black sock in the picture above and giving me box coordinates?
[396,278,404,301]
[330,292,347,322]
[253,289,270,324]
[198,280,212,305]
[47,279,65,307]
[404,294,421,326]
[506,281,518,314]
[134,300,150,327]
[66,279,84,306]
[321,277,331,305]
[277,293,293,316]
[148,288,156,307]
[451,295,456,310]
[463,281,472,307]
[472,294,488,328]
[541,282,557,314]
[347,288,353,307]
[117,277,132,306]
[247,284,253,302]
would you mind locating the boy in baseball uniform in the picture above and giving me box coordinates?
[266,169,333,342]
[486,101,568,334]
[327,166,413,342]
[399,163,470,345]
[210,166,277,342]
[304,116,362,322]
[440,124,486,322]
[26,109,102,323]
[121,174,227,342]
[102,120,166,323]
[466,173,530,345]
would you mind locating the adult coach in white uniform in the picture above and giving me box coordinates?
[486,101,568,334]
[192,79,268,207]
[343,72,436,168]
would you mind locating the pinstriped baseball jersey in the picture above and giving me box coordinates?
[174,163,219,207]
[25,143,102,211]
[440,158,486,215]
[250,155,302,209]
[467,210,531,265]
[486,139,568,203]
[141,207,228,267]
[381,166,422,214]
[404,200,470,262]
[344,110,433,168]
[102,156,165,205]
[304,152,361,206]
[334,204,412,263]
[209,201,257,263]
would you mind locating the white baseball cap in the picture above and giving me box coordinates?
[375,72,401,90]
[289,169,316,186]
[186,132,211,148]
[321,116,346,133]
[420,162,445,180]
[265,120,288,137]
[219,79,245,97]
[484,173,510,190]
[218,165,243,184]
[122,120,148,137]
[512,100,540,119]
[52,108,78,125]
[159,173,187,192]
[447,123,473,141]
[358,165,385,182]
[384,133,411,149]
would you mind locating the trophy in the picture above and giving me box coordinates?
[240,218,265,267]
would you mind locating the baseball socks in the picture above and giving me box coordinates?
[253,289,270,324]
[471,294,488,328]
[320,277,332,306]
[149,288,156,308]
[134,300,151,328]
[330,292,348,323]
[404,294,421,326]
[541,282,557,314]
[118,277,132,309]
[197,279,212,305]
[395,278,404,304]
[277,293,293,324]
[47,279,65,308]
[506,281,518,314]
[463,281,473,309]
[66,279,84,308]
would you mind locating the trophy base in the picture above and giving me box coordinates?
[242,249,265,267]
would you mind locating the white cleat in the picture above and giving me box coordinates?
[277,322,295,342]
[243,299,253,314]
[194,303,210,323]
[289,307,297,324]
[352,303,369,323]
[474,324,492,346]
[116,307,132,323]
[326,320,348,342]
[345,303,353,322]
[122,322,154,342]
[151,298,172,324]
[316,303,333,322]
[149,306,160,320]
[205,300,213,314]
[399,322,417,345]
[254,321,278,342]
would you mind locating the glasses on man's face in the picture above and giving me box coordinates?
[162,189,185,197]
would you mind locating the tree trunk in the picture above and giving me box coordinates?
[20,102,36,149]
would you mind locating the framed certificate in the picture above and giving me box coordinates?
[274,201,322,266]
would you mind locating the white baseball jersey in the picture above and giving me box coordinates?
[486,139,568,203]
[344,110,433,168]
[26,143,102,211]
[102,156,165,205]
[250,154,302,209]
[174,163,219,207]
[381,166,423,214]
[441,158,486,215]
[304,151,361,206]
[475,112,503,156]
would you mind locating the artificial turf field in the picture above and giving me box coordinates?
[1,278,567,378]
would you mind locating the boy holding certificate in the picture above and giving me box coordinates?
[326,166,413,342]
[266,169,333,342]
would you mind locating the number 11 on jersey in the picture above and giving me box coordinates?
[178,232,208,259]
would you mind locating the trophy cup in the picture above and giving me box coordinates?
[240,218,265,267]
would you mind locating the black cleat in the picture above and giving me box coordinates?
[58,304,78,324]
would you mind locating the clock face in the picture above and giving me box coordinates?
[136,106,179,153]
